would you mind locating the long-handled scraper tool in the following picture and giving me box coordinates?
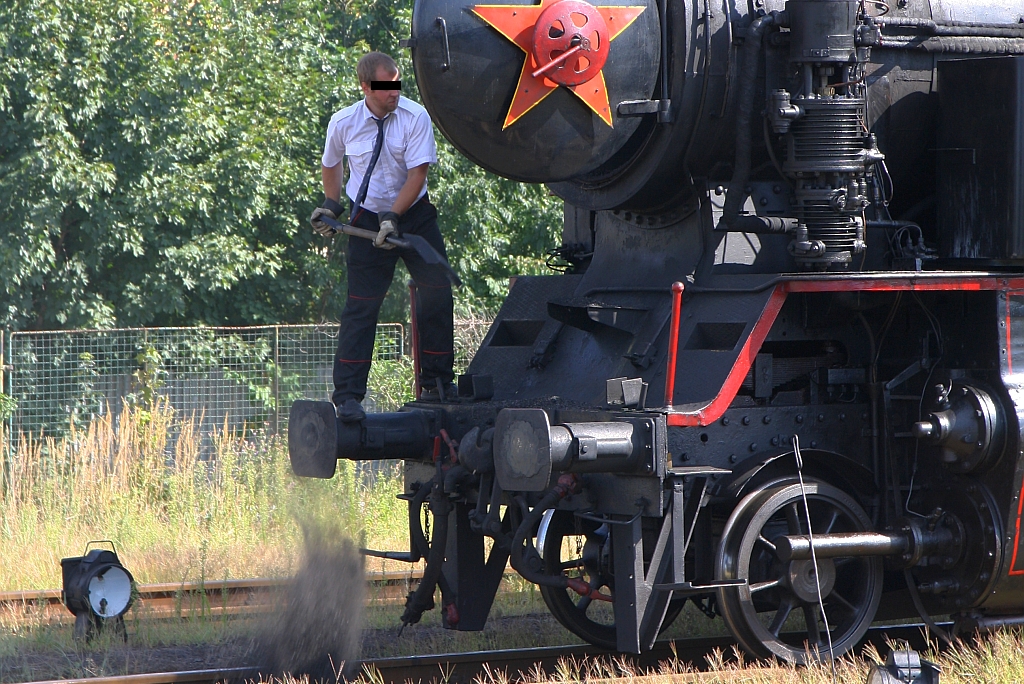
[317,214,462,287]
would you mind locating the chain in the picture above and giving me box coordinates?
[572,516,584,578]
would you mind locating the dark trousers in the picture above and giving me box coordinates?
[332,198,454,405]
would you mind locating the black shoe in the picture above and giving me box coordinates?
[336,398,366,423]
[419,381,458,403]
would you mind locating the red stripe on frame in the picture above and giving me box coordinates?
[1009,475,1024,575]
[782,276,1024,293]
[668,286,788,427]
[337,358,372,363]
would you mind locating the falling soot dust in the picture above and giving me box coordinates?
[259,523,366,682]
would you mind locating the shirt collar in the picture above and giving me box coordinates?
[360,98,397,122]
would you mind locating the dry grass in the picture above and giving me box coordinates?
[0,401,408,592]
[236,628,1024,684]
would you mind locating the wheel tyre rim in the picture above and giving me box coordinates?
[539,513,618,649]
[715,481,883,664]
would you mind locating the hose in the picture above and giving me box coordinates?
[719,11,787,232]
[508,474,602,600]
[408,478,433,560]
[718,214,797,234]
[903,568,954,646]
[475,475,506,537]
[401,480,453,628]
[879,36,1024,53]
[876,16,1024,38]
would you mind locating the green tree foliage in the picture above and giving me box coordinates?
[0,0,561,331]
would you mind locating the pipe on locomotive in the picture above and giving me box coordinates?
[775,518,961,568]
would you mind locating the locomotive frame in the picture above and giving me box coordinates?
[291,0,1024,663]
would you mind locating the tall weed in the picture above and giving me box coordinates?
[0,401,407,591]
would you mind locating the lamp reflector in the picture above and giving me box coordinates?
[87,565,133,617]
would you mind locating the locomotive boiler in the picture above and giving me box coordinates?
[290,0,1024,662]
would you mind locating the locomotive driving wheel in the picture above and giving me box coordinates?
[715,481,883,664]
[538,511,684,649]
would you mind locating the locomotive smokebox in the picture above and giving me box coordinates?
[411,0,662,196]
[410,0,761,211]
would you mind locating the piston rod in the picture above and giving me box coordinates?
[777,519,960,567]
[776,531,908,561]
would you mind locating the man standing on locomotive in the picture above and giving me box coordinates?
[310,52,455,422]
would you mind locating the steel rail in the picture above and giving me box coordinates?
[0,570,427,624]
[22,623,942,684]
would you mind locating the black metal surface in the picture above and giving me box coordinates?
[938,57,1024,261]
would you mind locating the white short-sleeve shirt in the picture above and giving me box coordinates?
[321,96,438,214]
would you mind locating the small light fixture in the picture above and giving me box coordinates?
[61,541,135,641]
[866,650,940,684]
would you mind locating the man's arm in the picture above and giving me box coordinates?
[322,163,345,203]
[389,163,429,216]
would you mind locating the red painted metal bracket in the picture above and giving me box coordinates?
[666,273,1024,428]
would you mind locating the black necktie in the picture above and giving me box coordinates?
[351,115,387,220]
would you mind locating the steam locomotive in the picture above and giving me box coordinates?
[290,0,1024,663]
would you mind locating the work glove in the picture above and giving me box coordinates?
[375,211,399,249]
[310,198,346,236]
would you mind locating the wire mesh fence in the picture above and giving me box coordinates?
[0,320,501,452]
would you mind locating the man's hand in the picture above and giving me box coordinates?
[311,198,346,236]
[375,211,399,249]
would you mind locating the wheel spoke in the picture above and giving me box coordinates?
[828,590,857,614]
[756,534,778,554]
[560,558,586,571]
[750,578,782,594]
[822,508,841,535]
[785,502,803,534]
[768,596,796,636]
[804,604,821,646]
[834,557,855,570]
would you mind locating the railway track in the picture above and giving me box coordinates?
[23,623,940,684]
[0,570,427,625]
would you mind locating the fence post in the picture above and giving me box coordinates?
[273,325,280,436]
[1,329,6,488]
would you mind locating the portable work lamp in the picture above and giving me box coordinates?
[866,650,940,684]
[61,541,135,641]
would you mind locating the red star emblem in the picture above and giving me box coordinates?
[472,0,645,129]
